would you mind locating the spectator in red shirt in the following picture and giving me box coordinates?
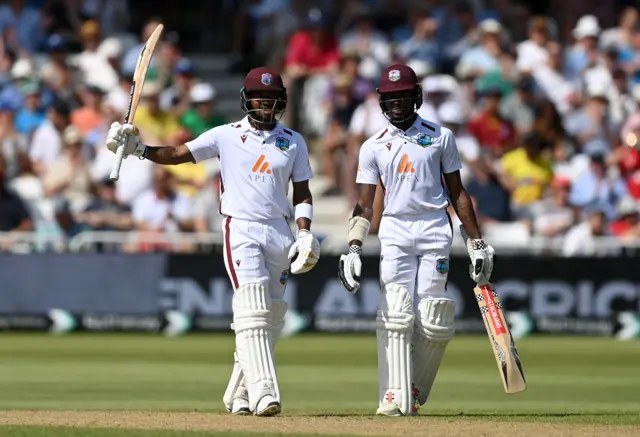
[610,196,640,240]
[468,86,516,158]
[285,8,340,80]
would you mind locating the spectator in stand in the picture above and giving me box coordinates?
[160,58,198,115]
[43,125,94,214]
[339,8,390,82]
[609,196,640,241]
[562,203,610,257]
[132,166,193,252]
[122,17,162,77]
[569,152,627,221]
[564,15,601,83]
[15,80,45,138]
[499,75,536,137]
[0,99,28,181]
[564,86,616,156]
[180,83,226,139]
[438,0,478,71]
[500,131,554,218]
[105,71,133,115]
[76,177,132,232]
[134,82,185,147]
[193,171,221,234]
[438,100,480,187]
[40,35,78,106]
[458,18,505,78]
[465,158,513,226]
[515,16,555,75]
[529,175,576,239]
[70,85,105,136]
[69,20,118,92]
[396,9,439,70]
[468,85,516,157]
[0,0,44,55]
[600,7,638,54]
[418,75,460,124]
[29,99,71,176]
[321,73,360,196]
[0,154,31,233]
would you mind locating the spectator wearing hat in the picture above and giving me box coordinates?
[609,196,640,240]
[562,202,610,257]
[438,100,480,187]
[529,175,576,239]
[0,99,28,181]
[134,82,184,147]
[467,85,516,157]
[0,0,43,54]
[15,80,45,138]
[76,177,133,232]
[180,83,226,138]
[29,99,71,175]
[457,19,505,78]
[159,58,198,115]
[569,152,627,221]
[43,125,94,214]
[0,58,35,110]
[499,131,554,217]
[71,84,106,136]
[564,15,601,83]
[69,19,118,92]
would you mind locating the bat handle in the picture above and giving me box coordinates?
[110,143,126,181]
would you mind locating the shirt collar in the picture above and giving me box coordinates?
[388,115,425,136]
[239,116,282,136]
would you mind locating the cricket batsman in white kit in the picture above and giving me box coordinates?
[338,64,495,416]
[105,67,320,417]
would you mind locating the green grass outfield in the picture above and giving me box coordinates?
[0,333,638,436]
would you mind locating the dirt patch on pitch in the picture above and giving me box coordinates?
[0,411,637,437]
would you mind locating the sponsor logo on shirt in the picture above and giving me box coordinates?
[396,155,419,182]
[248,154,275,183]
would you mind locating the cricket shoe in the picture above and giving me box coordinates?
[255,395,281,417]
[228,386,251,416]
[376,402,403,416]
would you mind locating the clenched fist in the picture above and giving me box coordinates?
[106,122,146,159]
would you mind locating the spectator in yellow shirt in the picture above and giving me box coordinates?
[500,131,554,215]
[134,81,186,147]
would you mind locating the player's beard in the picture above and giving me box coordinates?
[246,99,286,125]
[381,97,415,123]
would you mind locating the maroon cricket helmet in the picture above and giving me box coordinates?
[241,67,287,124]
[377,64,423,122]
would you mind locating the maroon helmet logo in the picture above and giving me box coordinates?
[261,73,273,86]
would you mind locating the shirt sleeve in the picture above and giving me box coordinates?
[185,127,220,163]
[291,136,314,182]
[356,143,379,185]
[441,129,463,174]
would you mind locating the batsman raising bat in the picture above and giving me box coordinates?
[338,64,495,416]
[106,67,320,417]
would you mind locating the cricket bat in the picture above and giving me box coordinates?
[459,225,527,394]
[109,23,164,181]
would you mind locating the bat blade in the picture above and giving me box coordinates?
[110,23,164,181]
[474,283,527,394]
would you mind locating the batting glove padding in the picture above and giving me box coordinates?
[466,239,495,285]
[288,229,320,274]
[338,245,362,293]
[106,122,145,159]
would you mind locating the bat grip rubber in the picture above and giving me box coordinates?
[110,144,126,181]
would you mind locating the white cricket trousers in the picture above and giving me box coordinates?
[378,209,453,305]
[221,216,295,299]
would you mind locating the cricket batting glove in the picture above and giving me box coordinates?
[466,239,495,285]
[288,229,320,274]
[106,122,146,159]
[338,245,362,293]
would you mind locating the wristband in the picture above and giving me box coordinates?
[294,203,313,221]
[348,216,370,244]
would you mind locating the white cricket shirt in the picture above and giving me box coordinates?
[356,115,462,216]
[185,117,313,221]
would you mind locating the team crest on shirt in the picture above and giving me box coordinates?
[389,70,401,82]
[417,133,432,147]
[280,269,290,285]
[435,258,449,274]
[261,73,273,85]
[275,137,290,151]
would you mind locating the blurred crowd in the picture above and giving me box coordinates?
[233,0,640,256]
[0,0,228,252]
[1,0,640,257]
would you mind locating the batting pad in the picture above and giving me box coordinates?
[270,300,288,344]
[376,283,414,416]
[222,350,245,411]
[232,283,280,411]
[413,298,455,405]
